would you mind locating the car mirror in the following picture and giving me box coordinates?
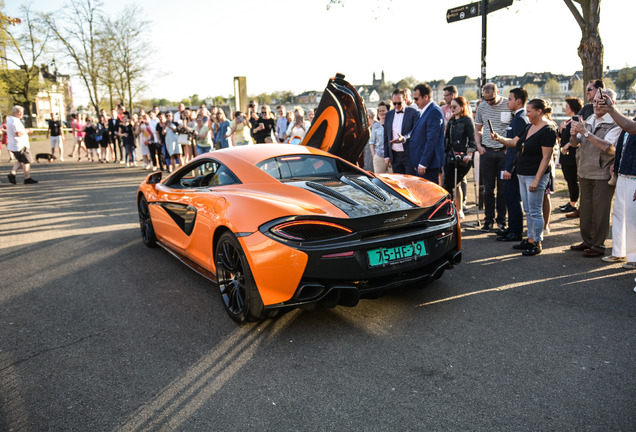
[147,171,162,184]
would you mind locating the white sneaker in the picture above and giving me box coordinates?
[601,256,627,263]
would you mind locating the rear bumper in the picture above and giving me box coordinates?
[266,249,461,309]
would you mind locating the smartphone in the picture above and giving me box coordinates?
[487,119,494,133]
[572,115,580,122]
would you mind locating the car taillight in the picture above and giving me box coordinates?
[427,198,455,220]
[270,221,353,241]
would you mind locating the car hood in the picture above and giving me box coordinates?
[300,73,370,165]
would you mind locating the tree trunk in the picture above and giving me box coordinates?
[564,0,603,96]
[578,21,603,85]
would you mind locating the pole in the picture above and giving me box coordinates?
[481,0,487,89]
[477,0,488,211]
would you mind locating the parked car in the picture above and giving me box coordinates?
[137,74,461,322]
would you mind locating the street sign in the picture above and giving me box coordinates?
[446,2,480,23]
[446,0,513,23]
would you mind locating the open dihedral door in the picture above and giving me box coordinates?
[300,73,370,165]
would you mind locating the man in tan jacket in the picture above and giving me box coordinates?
[568,89,621,258]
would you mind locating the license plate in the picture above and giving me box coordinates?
[367,240,426,267]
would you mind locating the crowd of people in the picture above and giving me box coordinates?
[2,79,634,274]
[0,102,318,174]
[360,81,634,273]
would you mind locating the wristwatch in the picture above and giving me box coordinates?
[584,131,590,138]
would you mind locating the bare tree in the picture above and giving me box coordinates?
[96,20,124,111]
[40,0,104,114]
[101,7,152,110]
[0,3,51,126]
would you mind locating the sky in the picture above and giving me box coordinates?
[5,0,634,104]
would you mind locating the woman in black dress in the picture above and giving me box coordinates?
[116,112,136,167]
[443,96,476,219]
[557,97,583,216]
[491,99,557,256]
[83,117,98,162]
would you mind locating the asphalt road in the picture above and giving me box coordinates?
[1,139,634,431]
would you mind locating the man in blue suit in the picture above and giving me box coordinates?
[383,89,420,175]
[391,83,445,184]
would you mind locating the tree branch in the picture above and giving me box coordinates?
[563,0,585,30]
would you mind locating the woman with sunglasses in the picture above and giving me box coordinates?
[253,105,276,143]
[443,96,476,219]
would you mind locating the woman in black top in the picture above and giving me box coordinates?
[96,115,108,162]
[83,117,98,162]
[443,96,476,219]
[491,99,556,256]
[557,97,583,214]
[253,105,276,143]
[116,112,136,167]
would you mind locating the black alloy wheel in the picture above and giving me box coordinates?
[214,232,269,323]
[138,195,157,247]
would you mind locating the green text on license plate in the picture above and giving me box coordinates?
[367,241,427,267]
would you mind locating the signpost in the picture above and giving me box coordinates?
[446,0,512,88]
[446,0,513,23]
[446,0,513,216]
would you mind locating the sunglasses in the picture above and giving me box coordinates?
[413,97,419,101]
[586,87,595,91]
[394,102,403,106]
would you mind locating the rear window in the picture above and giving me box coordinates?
[257,154,359,180]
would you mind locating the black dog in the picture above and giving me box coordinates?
[35,153,57,163]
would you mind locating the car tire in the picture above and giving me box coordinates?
[215,232,273,323]
[138,195,157,248]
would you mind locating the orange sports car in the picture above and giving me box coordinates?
[137,74,461,322]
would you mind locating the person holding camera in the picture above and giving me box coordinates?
[136,113,155,169]
[248,101,260,141]
[152,112,167,171]
[194,114,212,155]
[228,111,252,146]
[497,88,529,242]
[491,99,557,256]
[596,90,636,270]
[443,96,475,219]
[557,97,584,217]
[215,109,232,149]
[285,107,311,145]
[568,89,621,258]
[253,105,276,143]
[164,112,183,172]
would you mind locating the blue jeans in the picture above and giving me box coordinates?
[196,145,212,156]
[518,173,550,242]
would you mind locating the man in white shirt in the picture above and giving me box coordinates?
[7,105,38,184]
